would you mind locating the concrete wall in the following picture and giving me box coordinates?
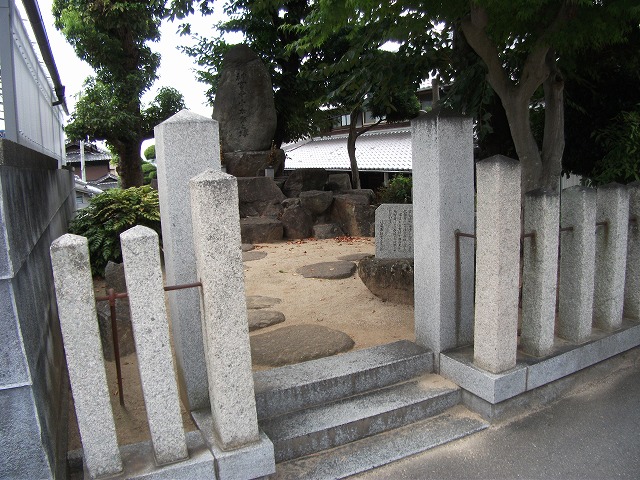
[0,139,75,479]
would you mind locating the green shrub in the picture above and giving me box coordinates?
[377,175,413,204]
[69,186,161,276]
[143,144,156,161]
[141,161,158,185]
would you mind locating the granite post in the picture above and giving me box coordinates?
[375,204,414,259]
[557,187,597,342]
[594,184,629,331]
[189,170,260,449]
[120,226,189,466]
[473,156,521,374]
[521,189,560,357]
[412,112,475,362]
[50,234,122,478]
[624,182,640,320]
[155,110,220,410]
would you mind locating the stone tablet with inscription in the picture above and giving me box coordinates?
[375,204,414,259]
[213,45,277,153]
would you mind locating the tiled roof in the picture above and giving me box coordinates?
[65,142,112,163]
[283,127,412,172]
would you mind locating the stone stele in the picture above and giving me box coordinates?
[213,45,277,153]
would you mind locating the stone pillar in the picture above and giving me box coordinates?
[120,226,188,465]
[521,189,560,357]
[189,170,260,449]
[594,184,630,331]
[411,112,475,360]
[557,187,597,342]
[50,234,122,478]
[473,156,521,374]
[155,110,221,410]
[624,182,640,320]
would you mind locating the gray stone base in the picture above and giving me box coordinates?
[192,409,275,480]
[440,318,640,406]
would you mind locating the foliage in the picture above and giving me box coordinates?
[377,175,413,204]
[144,144,156,161]
[588,108,640,185]
[141,162,158,184]
[54,0,184,188]
[69,187,161,276]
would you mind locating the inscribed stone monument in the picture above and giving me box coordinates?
[375,204,413,259]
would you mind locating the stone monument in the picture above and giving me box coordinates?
[212,44,285,176]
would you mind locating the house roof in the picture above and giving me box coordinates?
[74,176,104,196]
[283,127,412,172]
[65,141,112,164]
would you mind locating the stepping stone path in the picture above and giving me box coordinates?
[242,243,255,252]
[246,295,282,309]
[337,253,374,262]
[248,310,285,331]
[296,261,356,279]
[250,324,355,367]
[243,250,267,262]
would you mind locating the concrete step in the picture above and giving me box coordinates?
[274,405,489,480]
[260,374,460,463]
[254,340,433,420]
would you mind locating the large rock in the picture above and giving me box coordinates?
[312,223,344,239]
[213,45,277,152]
[250,324,355,367]
[240,217,283,243]
[281,205,313,239]
[331,193,376,237]
[224,149,285,177]
[358,257,414,305]
[99,261,135,360]
[237,177,286,218]
[283,169,328,198]
[299,190,334,215]
[326,173,352,192]
[248,310,285,331]
[296,261,356,279]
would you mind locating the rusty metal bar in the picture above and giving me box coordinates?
[164,281,202,292]
[107,288,125,407]
[596,221,608,228]
[559,226,574,233]
[521,231,536,240]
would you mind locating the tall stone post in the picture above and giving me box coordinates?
[557,187,597,342]
[120,226,188,466]
[155,110,221,410]
[50,235,122,478]
[473,156,521,374]
[594,184,629,331]
[189,170,259,449]
[411,112,475,363]
[624,182,640,320]
[521,189,560,357]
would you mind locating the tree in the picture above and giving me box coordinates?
[54,0,185,188]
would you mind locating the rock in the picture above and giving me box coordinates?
[250,324,354,367]
[104,261,127,294]
[282,198,301,209]
[358,257,414,305]
[281,205,313,239]
[283,169,328,198]
[312,223,344,240]
[242,243,255,252]
[326,173,352,192]
[224,149,285,177]
[212,45,277,152]
[237,177,285,218]
[246,295,282,309]
[348,188,376,204]
[338,253,374,262]
[331,194,376,237]
[299,190,334,215]
[96,300,136,361]
[240,217,283,243]
[243,250,267,262]
[296,261,356,279]
[248,310,285,331]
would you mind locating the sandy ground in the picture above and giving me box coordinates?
[68,237,414,451]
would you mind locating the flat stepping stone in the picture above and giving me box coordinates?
[248,310,285,331]
[338,253,373,262]
[250,325,355,367]
[247,295,282,310]
[243,250,267,262]
[242,243,255,252]
[296,261,356,279]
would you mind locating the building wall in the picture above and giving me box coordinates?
[0,140,75,479]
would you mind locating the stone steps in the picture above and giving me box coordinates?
[260,374,461,463]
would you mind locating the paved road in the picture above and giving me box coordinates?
[355,357,640,480]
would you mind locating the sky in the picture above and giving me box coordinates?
[37,0,242,138]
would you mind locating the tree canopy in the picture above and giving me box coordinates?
[54,0,185,188]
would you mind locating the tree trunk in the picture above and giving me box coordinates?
[540,52,565,190]
[115,140,144,188]
[348,111,361,189]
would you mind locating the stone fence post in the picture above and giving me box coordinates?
[473,156,521,374]
[624,182,640,320]
[155,110,221,411]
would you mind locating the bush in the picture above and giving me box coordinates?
[141,161,157,185]
[143,144,156,161]
[377,175,412,204]
[69,186,161,276]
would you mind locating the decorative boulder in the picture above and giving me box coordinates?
[240,217,283,243]
[299,190,334,216]
[281,205,313,239]
[283,169,328,198]
[358,257,414,305]
[224,149,285,177]
[97,262,135,360]
[326,173,352,192]
[312,223,345,239]
[237,177,286,218]
[212,45,277,152]
[331,193,376,237]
